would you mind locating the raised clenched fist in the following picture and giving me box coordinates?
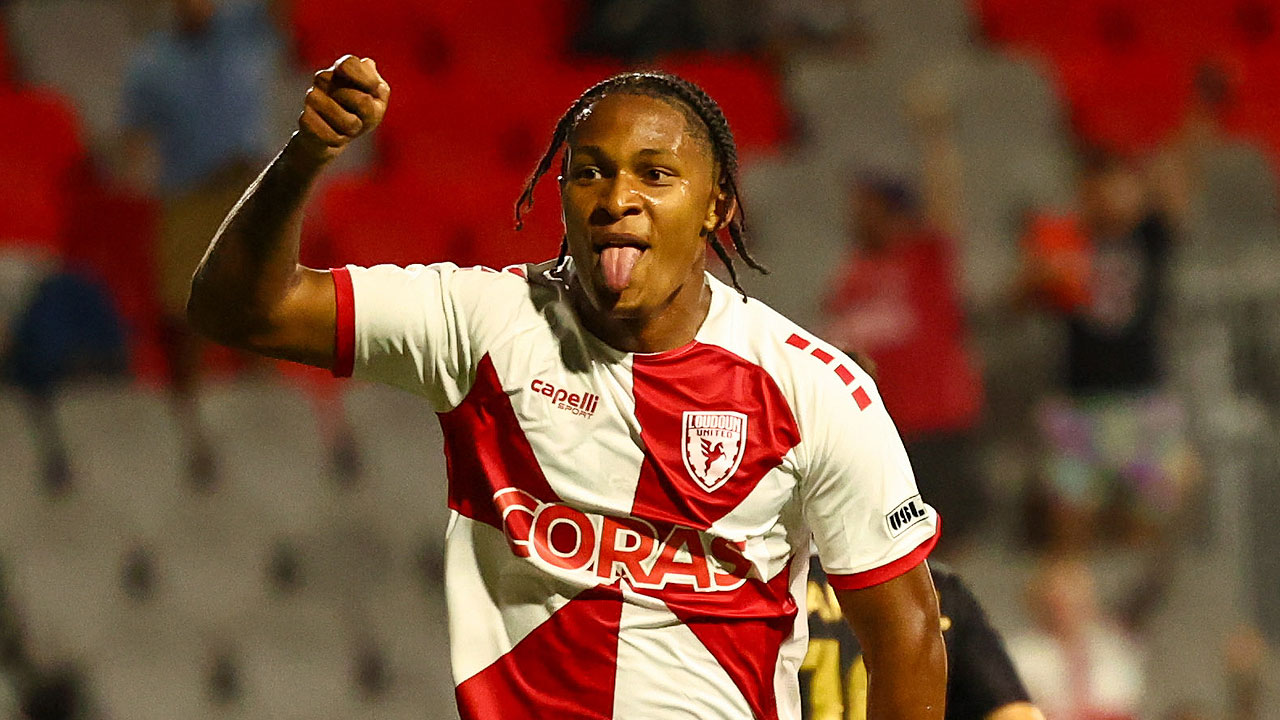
[294,55,390,163]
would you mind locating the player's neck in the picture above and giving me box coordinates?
[571,273,711,354]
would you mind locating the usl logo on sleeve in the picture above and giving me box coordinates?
[885,495,928,537]
[681,411,748,492]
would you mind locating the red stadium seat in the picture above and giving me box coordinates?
[970,0,1051,49]
[419,0,575,70]
[1052,49,1195,154]
[286,0,449,78]
[1219,51,1280,158]
[0,85,83,256]
[374,58,623,178]
[653,53,791,158]
[310,159,561,273]
[61,173,166,384]
[310,170,455,270]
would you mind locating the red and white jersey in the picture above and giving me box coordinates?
[331,260,940,720]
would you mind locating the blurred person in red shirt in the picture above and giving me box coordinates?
[0,24,128,491]
[820,165,985,552]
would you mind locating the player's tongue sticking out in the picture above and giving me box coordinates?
[601,246,642,293]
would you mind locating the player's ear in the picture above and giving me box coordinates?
[703,185,737,235]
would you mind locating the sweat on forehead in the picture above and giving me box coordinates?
[568,88,714,155]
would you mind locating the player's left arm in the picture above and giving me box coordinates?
[834,562,946,720]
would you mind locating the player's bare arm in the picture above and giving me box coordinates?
[836,562,947,720]
[186,55,390,368]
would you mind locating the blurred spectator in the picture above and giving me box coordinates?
[1008,557,1145,719]
[1017,150,1199,553]
[755,0,870,60]
[118,0,285,481]
[0,22,128,491]
[1012,555,1269,720]
[1220,625,1268,720]
[119,0,284,484]
[119,0,360,484]
[819,92,985,553]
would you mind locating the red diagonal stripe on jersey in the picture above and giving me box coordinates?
[784,333,810,350]
[635,564,797,720]
[455,584,624,720]
[630,343,800,530]
[810,347,834,365]
[439,353,561,530]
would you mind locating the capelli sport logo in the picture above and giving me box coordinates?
[530,379,599,419]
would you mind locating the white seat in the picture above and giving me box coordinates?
[356,578,457,719]
[54,381,185,539]
[90,639,209,720]
[943,53,1074,308]
[153,525,275,632]
[785,55,922,175]
[1198,141,1278,229]
[0,391,39,479]
[6,537,126,666]
[859,0,972,73]
[739,154,850,330]
[196,379,331,537]
[0,392,42,540]
[342,383,452,552]
[233,596,356,720]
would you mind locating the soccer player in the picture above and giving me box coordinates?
[187,55,946,719]
[804,562,1045,720]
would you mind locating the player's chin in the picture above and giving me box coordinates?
[596,291,648,319]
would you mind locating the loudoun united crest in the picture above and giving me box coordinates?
[681,411,748,492]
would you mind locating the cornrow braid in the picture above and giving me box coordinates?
[513,71,768,298]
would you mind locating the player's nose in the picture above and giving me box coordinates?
[596,173,644,221]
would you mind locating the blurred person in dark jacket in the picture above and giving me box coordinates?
[1017,150,1199,553]
[803,561,1044,720]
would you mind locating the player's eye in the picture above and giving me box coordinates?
[642,167,675,183]
[572,166,603,181]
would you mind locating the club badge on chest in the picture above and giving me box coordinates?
[681,411,748,492]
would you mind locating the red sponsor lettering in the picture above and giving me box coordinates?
[709,536,752,590]
[645,527,714,591]
[597,516,660,584]
[497,491,749,593]
[493,488,537,557]
[533,504,597,570]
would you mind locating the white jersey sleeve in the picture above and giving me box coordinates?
[789,339,940,591]
[332,263,483,411]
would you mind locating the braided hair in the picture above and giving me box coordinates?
[513,71,768,297]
